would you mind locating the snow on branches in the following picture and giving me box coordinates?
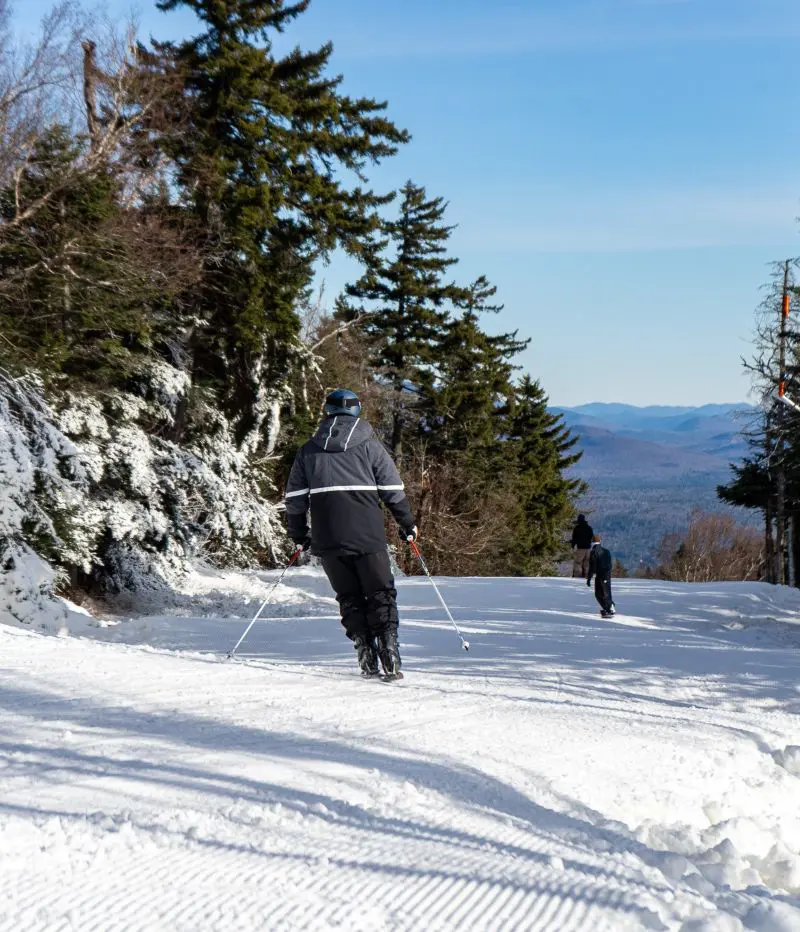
[0,369,78,627]
[0,361,285,624]
[54,362,286,593]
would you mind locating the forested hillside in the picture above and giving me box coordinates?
[556,404,754,567]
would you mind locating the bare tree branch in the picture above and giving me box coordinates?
[310,310,376,351]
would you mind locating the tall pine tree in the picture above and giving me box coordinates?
[424,276,527,455]
[504,376,584,575]
[0,126,187,388]
[154,0,408,448]
[341,180,468,463]
[398,281,529,576]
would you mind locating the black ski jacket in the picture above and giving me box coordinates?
[284,416,415,555]
[571,517,594,549]
[587,544,612,582]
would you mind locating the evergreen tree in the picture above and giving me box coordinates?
[342,180,468,462]
[154,0,408,448]
[717,459,772,511]
[424,276,527,455]
[717,261,800,584]
[0,127,181,387]
[392,279,527,574]
[504,376,584,575]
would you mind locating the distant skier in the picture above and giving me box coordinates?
[571,514,594,578]
[284,389,417,679]
[587,534,616,618]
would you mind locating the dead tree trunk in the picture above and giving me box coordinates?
[775,260,791,584]
[82,40,100,151]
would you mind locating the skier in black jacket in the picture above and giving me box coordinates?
[284,389,417,679]
[587,534,615,618]
[570,514,594,578]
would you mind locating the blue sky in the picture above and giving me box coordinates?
[14,0,800,405]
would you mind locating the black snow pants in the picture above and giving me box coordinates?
[594,576,614,613]
[321,550,399,642]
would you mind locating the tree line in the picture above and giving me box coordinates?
[0,0,582,616]
[717,260,800,586]
[642,265,800,586]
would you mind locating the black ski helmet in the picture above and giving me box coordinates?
[324,388,362,418]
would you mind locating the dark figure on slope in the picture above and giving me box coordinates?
[587,534,616,618]
[571,514,594,578]
[284,389,417,679]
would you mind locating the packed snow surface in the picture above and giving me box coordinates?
[1,569,799,931]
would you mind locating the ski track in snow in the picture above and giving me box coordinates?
[1,572,800,931]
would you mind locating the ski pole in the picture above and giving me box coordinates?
[224,546,303,660]
[408,539,470,651]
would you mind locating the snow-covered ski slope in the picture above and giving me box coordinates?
[1,570,799,932]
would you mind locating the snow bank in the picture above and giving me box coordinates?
[642,817,800,901]
[773,747,800,778]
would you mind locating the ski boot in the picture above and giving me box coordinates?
[376,627,403,681]
[353,635,379,678]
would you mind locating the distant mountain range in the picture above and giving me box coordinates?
[551,403,757,568]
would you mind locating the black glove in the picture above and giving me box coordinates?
[399,524,418,543]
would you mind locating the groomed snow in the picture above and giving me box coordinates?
[1,570,799,931]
